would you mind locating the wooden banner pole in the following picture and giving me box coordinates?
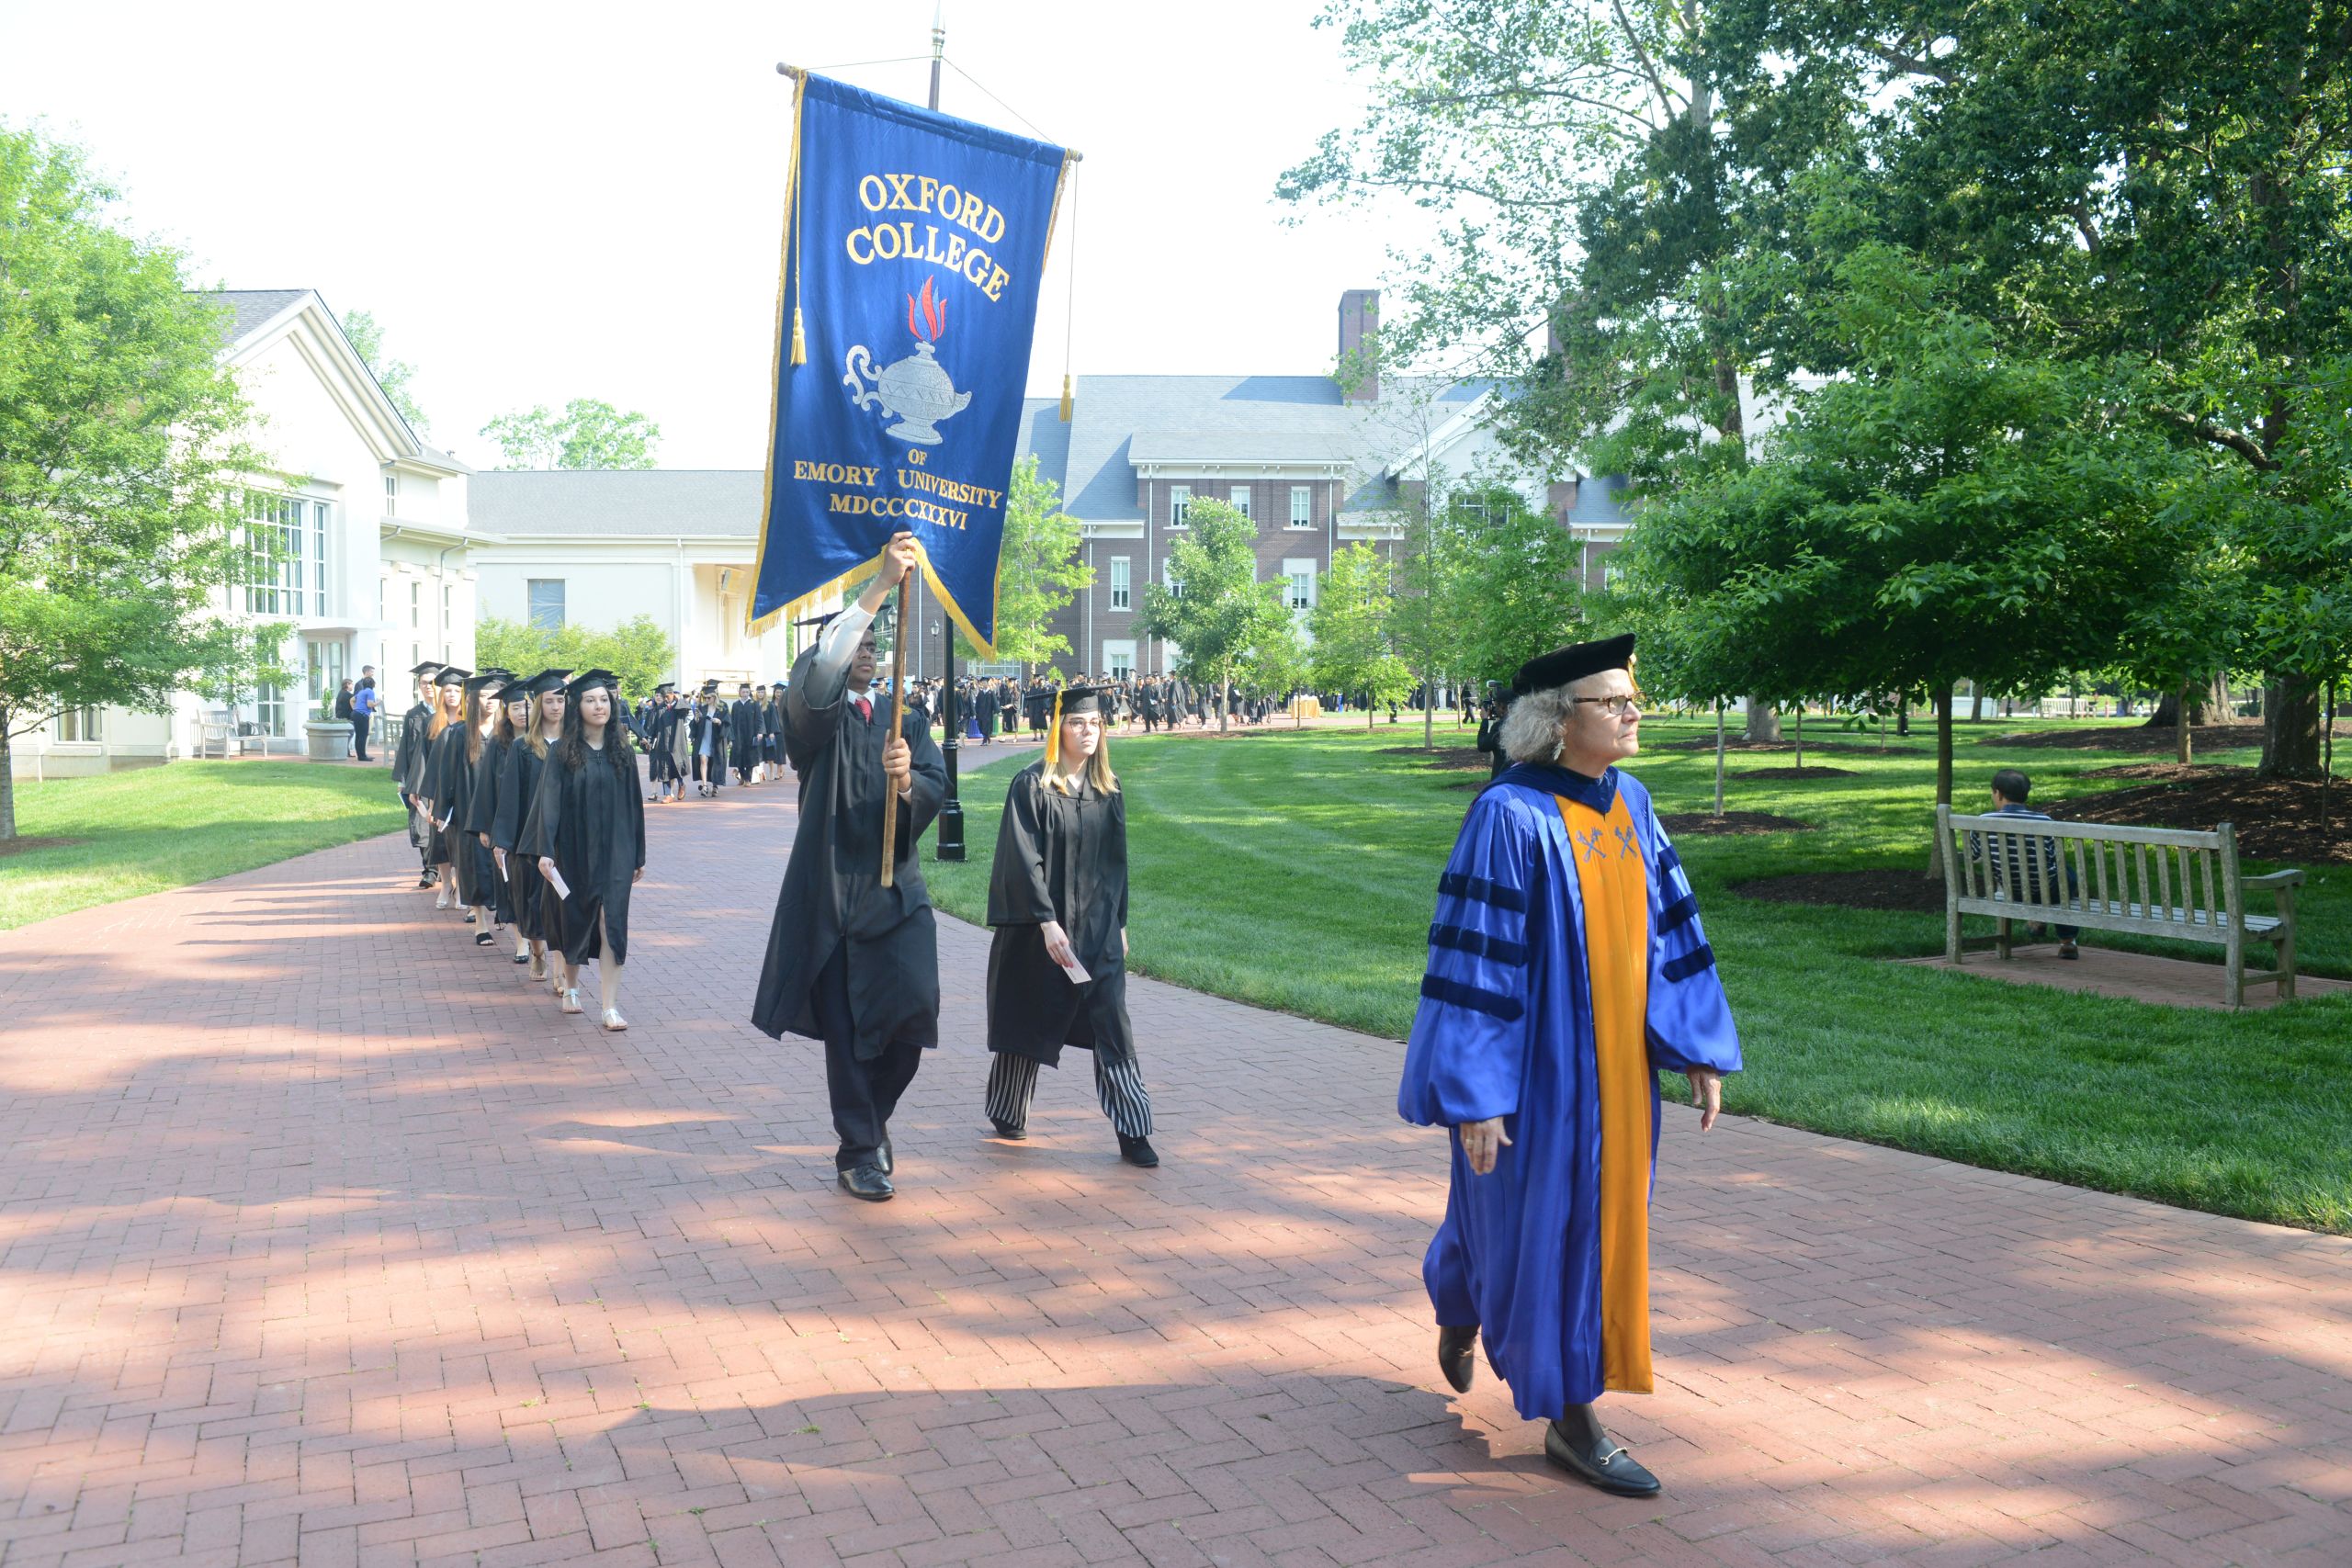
[878,575,912,887]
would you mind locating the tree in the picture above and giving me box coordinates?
[341,309,429,434]
[474,612,674,705]
[1240,607,1311,725]
[1442,491,1589,691]
[1137,499,1289,732]
[958,455,1091,672]
[0,125,284,840]
[1623,247,2193,875]
[1309,543,1411,729]
[481,398,661,469]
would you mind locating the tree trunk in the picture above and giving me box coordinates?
[1927,685,1955,881]
[1896,696,1910,737]
[1968,681,1983,722]
[2259,674,2324,779]
[1792,705,1804,770]
[1713,701,1726,817]
[2177,681,2194,766]
[0,722,15,841]
[1422,668,1434,750]
[1744,699,1780,742]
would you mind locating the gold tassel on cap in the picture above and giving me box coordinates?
[791,308,807,367]
[1045,687,1065,777]
[1058,372,1073,423]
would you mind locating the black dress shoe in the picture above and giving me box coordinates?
[1438,1325,1479,1393]
[1117,1134,1159,1168]
[837,1164,894,1201]
[1544,1421,1660,1496]
[877,1139,894,1175]
[989,1119,1026,1141]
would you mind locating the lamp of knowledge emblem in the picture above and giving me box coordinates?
[844,276,971,446]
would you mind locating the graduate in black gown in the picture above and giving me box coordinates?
[432,671,508,942]
[691,684,729,797]
[418,667,470,911]
[470,681,535,962]
[644,684,682,804]
[394,662,443,888]
[494,669,569,985]
[751,533,946,1202]
[527,669,646,1030]
[981,685,1157,1167]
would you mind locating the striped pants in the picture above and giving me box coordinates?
[984,1050,1152,1138]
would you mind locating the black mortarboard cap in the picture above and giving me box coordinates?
[654,682,676,696]
[436,665,471,686]
[527,668,572,696]
[567,668,619,698]
[1511,633,1635,696]
[793,611,842,630]
[1057,683,1110,715]
[463,671,505,697]
[410,660,443,677]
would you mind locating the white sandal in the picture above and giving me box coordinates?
[559,987,583,1015]
[601,1009,628,1032]
[434,888,450,909]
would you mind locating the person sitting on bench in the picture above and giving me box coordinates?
[1973,768,2079,959]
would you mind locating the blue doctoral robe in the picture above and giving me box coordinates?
[1397,761,1742,1419]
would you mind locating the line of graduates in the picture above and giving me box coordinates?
[753,534,1158,1202]
[641,681,786,804]
[394,661,647,1031]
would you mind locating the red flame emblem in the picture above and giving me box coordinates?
[907,276,946,344]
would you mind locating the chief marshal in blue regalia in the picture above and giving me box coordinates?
[1397,633,1742,1496]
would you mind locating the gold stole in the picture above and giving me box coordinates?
[1556,793,1654,1393]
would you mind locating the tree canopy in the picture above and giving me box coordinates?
[474,613,675,705]
[0,124,282,839]
[481,398,662,469]
[1137,499,1291,730]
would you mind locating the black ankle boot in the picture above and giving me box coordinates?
[1437,1324,1479,1393]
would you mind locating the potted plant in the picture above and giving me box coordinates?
[301,694,346,760]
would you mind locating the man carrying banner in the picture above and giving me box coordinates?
[752,533,947,1201]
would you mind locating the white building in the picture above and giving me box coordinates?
[12,289,480,777]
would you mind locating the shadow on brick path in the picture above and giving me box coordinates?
[0,766,2346,1565]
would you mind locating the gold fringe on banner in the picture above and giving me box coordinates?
[746,65,811,637]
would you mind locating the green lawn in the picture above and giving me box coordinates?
[0,761,406,931]
[928,716,2352,1233]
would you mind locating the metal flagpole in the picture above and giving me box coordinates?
[927,1,967,861]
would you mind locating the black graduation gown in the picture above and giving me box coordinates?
[751,650,947,1058]
[984,763,1135,1068]
[692,708,729,783]
[394,701,436,844]
[527,742,646,964]
[492,738,553,942]
[423,724,471,879]
[466,735,516,923]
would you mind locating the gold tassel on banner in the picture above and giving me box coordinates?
[1058,372,1073,422]
[791,307,807,367]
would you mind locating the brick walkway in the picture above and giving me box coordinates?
[2,773,2346,1568]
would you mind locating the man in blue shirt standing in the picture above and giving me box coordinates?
[351,668,378,762]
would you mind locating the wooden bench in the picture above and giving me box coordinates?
[1936,807,2304,1009]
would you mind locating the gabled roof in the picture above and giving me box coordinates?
[470,469,766,536]
[207,289,311,346]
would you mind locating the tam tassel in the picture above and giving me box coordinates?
[1058,372,1073,422]
[790,307,807,367]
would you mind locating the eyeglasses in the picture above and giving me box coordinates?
[1566,688,1645,716]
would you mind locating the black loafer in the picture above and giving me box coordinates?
[1438,1325,1479,1393]
[1544,1421,1660,1496]
[989,1119,1025,1141]
[1117,1134,1159,1168]
[837,1164,894,1201]
[877,1139,894,1175]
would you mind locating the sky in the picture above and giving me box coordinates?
[0,0,1418,470]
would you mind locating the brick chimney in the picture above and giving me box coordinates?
[1337,288,1379,403]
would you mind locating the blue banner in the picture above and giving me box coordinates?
[750,72,1070,653]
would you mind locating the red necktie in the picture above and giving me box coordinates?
[854,695,872,723]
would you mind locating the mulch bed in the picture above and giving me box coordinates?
[1733,869,1947,912]
[1983,722,2349,753]
[1730,765,1858,781]
[1658,736,1910,757]
[1661,811,1815,836]
[1383,747,1494,773]
[2041,771,2352,864]
[0,837,87,859]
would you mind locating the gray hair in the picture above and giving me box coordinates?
[1499,684,1577,763]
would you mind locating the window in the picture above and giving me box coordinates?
[1102,639,1136,680]
[1289,485,1313,527]
[305,637,346,707]
[384,474,399,517]
[1168,484,1190,527]
[58,706,102,742]
[243,494,328,615]
[527,578,566,631]
[1164,558,1182,597]
[1108,557,1130,610]
[1282,558,1317,612]
[1230,485,1252,520]
[410,580,420,627]
[254,682,287,739]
